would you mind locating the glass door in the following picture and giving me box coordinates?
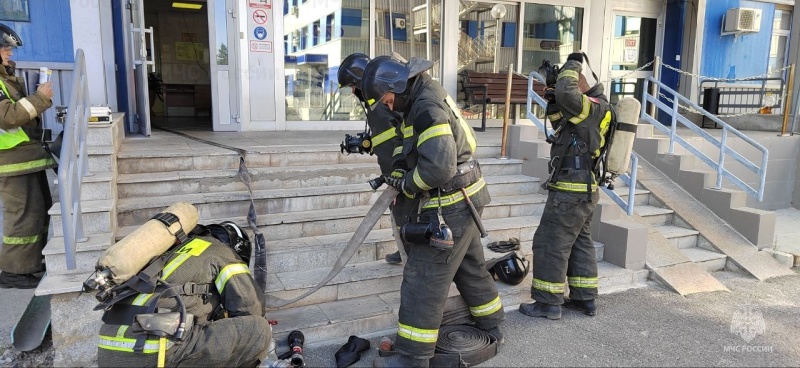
[608,12,662,105]
[130,0,153,136]
[209,0,240,131]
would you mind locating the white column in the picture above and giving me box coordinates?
[441,0,459,97]
[70,0,111,107]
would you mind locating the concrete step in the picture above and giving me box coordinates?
[116,175,540,227]
[117,144,505,174]
[679,247,727,273]
[262,215,542,275]
[267,260,648,347]
[88,145,117,174]
[635,205,675,226]
[654,225,700,249]
[116,158,523,199]
[42,233,114,275]
[54,172,115,201]
[49,199,117,238]
[612,185,652,206]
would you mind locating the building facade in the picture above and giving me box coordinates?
[0,0,794,134]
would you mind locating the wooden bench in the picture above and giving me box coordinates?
[459,70,547,131]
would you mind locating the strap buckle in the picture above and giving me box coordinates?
[151,212,188,244]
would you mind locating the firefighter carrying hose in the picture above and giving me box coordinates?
[0,23,56,289]
[338,53,407,265]
[519,52,611,320]
[361,55,505,368]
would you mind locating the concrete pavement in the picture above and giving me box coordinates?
[295,271,800,367]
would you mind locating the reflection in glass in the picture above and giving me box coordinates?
[521,4,583,75]
[609,16,658,105]
[283,0,370,121]
[214,0,228,65]
[375,0,442,79]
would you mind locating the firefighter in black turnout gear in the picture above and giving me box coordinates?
[338,53,406,265]
[96,224,272,367]
[519,53,611,320]
[361,56,505,368]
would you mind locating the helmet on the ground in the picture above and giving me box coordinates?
[360,55,409,106]
[487,251,530,286]
[0,24,22,49]
[208,221,252,264]
[338,53,369,88]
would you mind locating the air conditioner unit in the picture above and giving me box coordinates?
[290,6,299,17]
[394,18,406,30]
[724,8,762,33]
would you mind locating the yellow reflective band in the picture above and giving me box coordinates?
[594,111,612,158]
[417,124,453,147]
[421,177,486,209]
[470,296,502,317]
[132,240,208,305]
[175,238,212,257]
[548,112,563,121]
[18,98,37,120]
[393,146,403,157]
[403,125,414,139]
[0,79,14,102]
[0,157,55,174]
[371,127,397,148]
[558,70,579,81]
[367,98,376,106]
[98,335,161,354]
[445,96,477,153]
[215,263,251,294]
[397,323,439,343]
[3,235,39,245]
[116,325,128,338]
[412,169,433,191]
[532,278,565,294]
[568,276,598,288]
[569,95,591,124]
[0,128,30,150]
[548,181,598,192]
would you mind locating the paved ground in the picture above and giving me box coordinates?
[774,208,800,255]
[295,271,800,367]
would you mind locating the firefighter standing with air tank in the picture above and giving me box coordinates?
[519,52,612,320]
[361,55,505,368]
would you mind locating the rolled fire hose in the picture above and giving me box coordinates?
[264,187,399,308]
[378,324,498,367]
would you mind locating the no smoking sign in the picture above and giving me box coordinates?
[252,10,268,24]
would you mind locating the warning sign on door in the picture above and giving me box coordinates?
[250,41,273,53]
[249,0,272,8]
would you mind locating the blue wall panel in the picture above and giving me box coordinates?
[701,0,774,79]
[3,0,73,63]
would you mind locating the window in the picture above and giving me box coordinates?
[0,0,30,22]
[768,8,791,75]
[521,4,584,75]
[283,0,370,122]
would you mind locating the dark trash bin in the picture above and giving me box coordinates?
[701,87,721,128]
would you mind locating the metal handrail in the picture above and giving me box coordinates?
[642,77,768,201]
[58,49,90,270]
[526,71,638,215]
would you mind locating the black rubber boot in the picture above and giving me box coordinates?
[518,302,562,320]
[385,251,402,264]
[482,326,504,345]
[563,298,597,316]
[373,353,429,368]
[0,272,41,289]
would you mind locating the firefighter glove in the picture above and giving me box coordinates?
[385,169,413,196]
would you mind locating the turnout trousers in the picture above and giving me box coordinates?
[395,205,505,359]
[0,170,51,274]
[98,315,272,368]
[531,190,599,305]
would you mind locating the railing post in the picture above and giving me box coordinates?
[642,78,650,122]
[626,154,638,216]
[716,129,728,189]
[499,64,513,159]
[781,63,795,136]
[669,92,678,154]
[648,57,660,117]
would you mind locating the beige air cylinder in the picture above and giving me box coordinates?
[606,97,641,175]
[97,202,199,285]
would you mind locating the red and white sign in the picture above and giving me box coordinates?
[625,38,637,47]
[248,0,272,9]
[250,41,273,53]
[252,10,268,24]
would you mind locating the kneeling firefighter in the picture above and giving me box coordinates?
[86,203,272,368]
[361,56,505,368]
[338,53,407,265]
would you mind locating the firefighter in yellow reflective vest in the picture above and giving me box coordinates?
[338,53,406,265]
[97,226,272,367]
[519,53,611,320]
[362,56,505,368]
[0,24,57,289]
